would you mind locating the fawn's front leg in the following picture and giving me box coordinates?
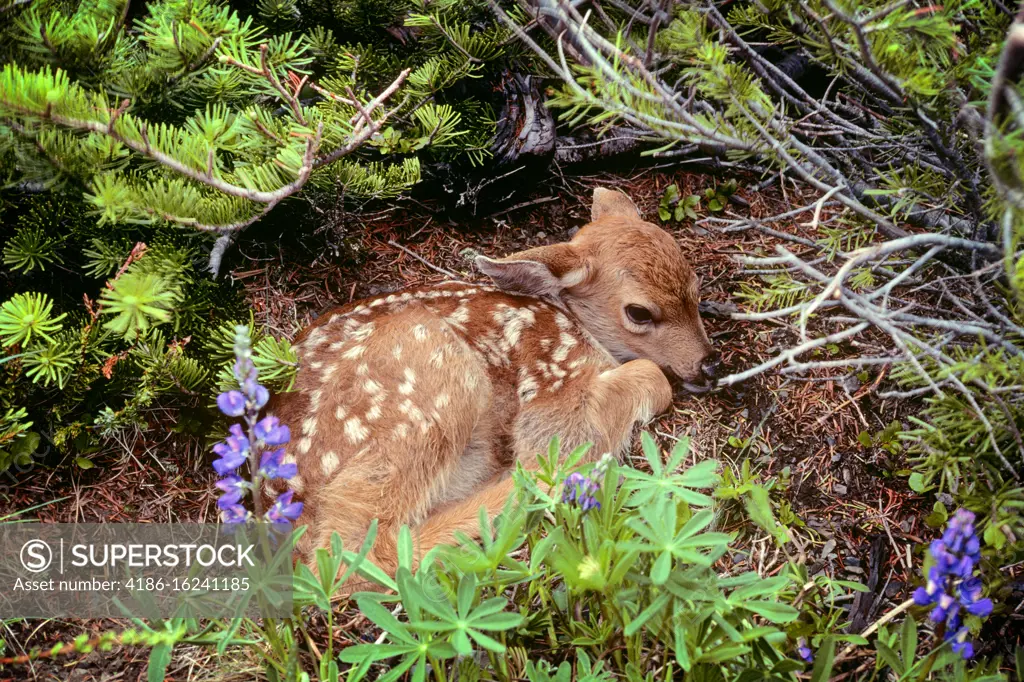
[512,357,673,463]
[409,358,672,558]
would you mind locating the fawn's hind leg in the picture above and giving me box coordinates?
[298,306,497,577]
[409,358,672,559]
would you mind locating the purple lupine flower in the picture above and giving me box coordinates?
[266,490,303,523]
[254,416,290,446]
[951,628,974,659]
[797,638,813,663]
[213,424,250,474]
[221,502,250,525]
[217,391,246,417]
[252,384,269,408]
[216,475,248,505]
[914,509,992,659]
[213,325,301,526]
[563,471,601,511]
[259,448,297,480]
[562,453,615,512]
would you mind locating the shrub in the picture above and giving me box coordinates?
[492,0,1024,573]
[0,0,526,468]
[6,434,1015,680]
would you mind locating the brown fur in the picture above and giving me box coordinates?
[267,189,714,576]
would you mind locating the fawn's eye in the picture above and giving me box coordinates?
[625,305,654,325]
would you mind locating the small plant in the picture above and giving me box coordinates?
[658,183,701,222]
[704,180,737,213]
[858,420,904,456]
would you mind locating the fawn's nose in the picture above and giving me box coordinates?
[700,352,721,382]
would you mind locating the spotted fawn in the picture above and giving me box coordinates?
[267,188,719,575]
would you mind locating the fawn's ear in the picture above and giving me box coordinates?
[475,243,590,298]
[591,187,641,221]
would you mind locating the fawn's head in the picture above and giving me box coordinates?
[477,188,718,390]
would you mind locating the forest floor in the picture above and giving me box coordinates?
[0,167,941,680]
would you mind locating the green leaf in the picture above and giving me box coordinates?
[74,457,95,469]
[743,485,786,544]
[908,472,928,493]
[663,184,680,203]
[339,643,418,664]
[624,593,670,636]
[678,459,719,487]
[0,293,66,347]
[700,643,751,663]
[809,637,835,682]
[743,600,798,623]
[730,575,788,601]
[901,614,917,669]
[923,501,948,528]
[875,641,904,676]
[356,598,413,644]
[983,523,1006,550]
[100,272,179,340]
[651,550,673,585]
[147,642,172,682]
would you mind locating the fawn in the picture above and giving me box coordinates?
[267,188,718,574]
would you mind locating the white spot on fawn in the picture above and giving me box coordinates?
[429,347,446,369]
[363,378,383,395]
[394,423,410,439]
[342,345,365,360]
[321,451,340,476]
[344,417,368,443]
[393,344,403,360]
[413,324,428,341]
[552,332,578,363]
[366,404,382,421]
[398,368,416,395]
[321,363,339,382]
[302,417,317,436]
[351,323,375,342]
[355,363,369,376]
[517,370,538,403]
[446,305,470,327]
[434,393,450,409]
[398,399,424,422]
[298,437,312,454]
[555,313,572,330]
[289,474,305,494]
[335,405,347,421]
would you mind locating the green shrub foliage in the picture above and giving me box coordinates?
[497,0,1024,573]
[0,0,524,469]
[32,436,1009,681]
